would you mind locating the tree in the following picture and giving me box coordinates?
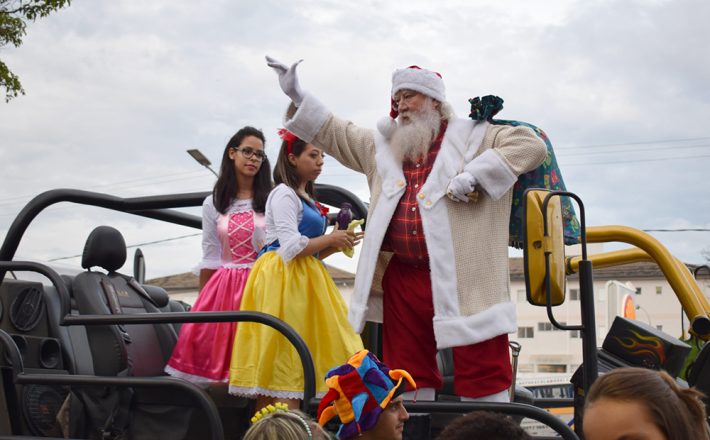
[1,0,71,102]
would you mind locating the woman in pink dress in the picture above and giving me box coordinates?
[165,126,273,383]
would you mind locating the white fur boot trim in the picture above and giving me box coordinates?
[460,389,510,403]
[401,387,436,401]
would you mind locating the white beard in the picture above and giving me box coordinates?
[389,105,442,163]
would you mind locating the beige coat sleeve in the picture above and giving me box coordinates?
[284,95,377,177]
[487,124,548,175]
[464,124,547,200]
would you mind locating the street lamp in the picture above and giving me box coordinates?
[187,148,218,177]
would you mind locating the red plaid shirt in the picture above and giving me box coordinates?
[382,120,448,267]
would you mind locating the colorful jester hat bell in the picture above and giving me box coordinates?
[317,350,416,439]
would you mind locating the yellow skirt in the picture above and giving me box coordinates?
[228,251,363,399]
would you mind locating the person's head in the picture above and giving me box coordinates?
[435,411,531,440]
[584,367,710,440]
[244,403,329,440]
[273,129,324,198]
[213,126,272,214]
[377,65,455,162]
[317,350,417,440]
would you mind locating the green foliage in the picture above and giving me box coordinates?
[1,0,71,102]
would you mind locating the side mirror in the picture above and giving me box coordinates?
[523,189,566,306]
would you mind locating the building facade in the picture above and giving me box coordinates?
[149,255,710,376]
[510,256,710,375]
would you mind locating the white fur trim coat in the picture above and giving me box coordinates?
[284,93,547,349]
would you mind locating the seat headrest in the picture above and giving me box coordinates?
[81,226,127,272]
[142,285,170,308]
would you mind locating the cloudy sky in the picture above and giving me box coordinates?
[1,0,709,280]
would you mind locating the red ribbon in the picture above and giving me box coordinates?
[278,128,298,155]
[314,201,329,217]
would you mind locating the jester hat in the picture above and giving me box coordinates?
[317,350,416,439]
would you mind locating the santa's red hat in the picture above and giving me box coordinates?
[378,65,445,139]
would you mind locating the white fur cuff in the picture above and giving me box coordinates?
[283,93,331,143]
[463,149,517,200]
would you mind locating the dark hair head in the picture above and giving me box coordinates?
[436,411,531,440]
[585,367,710,440]
[213,126,272,214]
[273,136,316,199]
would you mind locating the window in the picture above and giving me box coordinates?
[538,322,566,332]
[569,288,579,301]
[636,287,642,295]
[656,286,662,295]
[518,327,534,338]
[528,382,574,398]
[537,364,567,373]
[519,364,535,373]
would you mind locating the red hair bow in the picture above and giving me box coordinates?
[278,128,298,155]
[314,201,329,217]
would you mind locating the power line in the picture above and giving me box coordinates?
[558,143,710,157]
[643,229,710,232]
[44,227,709,263]
[560,153,710,166]
[0,170,209,207]
[558,136,710,150]
[47,233,201,262]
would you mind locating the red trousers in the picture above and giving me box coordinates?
[381,255,512,398]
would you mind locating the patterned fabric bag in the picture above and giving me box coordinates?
[469,95,581,248]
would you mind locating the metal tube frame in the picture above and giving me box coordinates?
[536,191,597,437]
[0,262,317,439]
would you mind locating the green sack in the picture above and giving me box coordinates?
[469,95,581,248]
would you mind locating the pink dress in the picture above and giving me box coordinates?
[165,196,266,383]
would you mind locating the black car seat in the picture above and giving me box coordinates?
[71,225,178,377]
[67,226,201,439]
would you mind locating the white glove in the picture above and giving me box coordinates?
[266,55,305,106]
[446,171,477,203]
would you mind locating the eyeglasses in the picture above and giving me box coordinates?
[233,147,267,161]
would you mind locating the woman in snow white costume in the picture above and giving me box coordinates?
[229,129,364,410]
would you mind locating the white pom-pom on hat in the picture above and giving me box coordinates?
[377,116,397,139]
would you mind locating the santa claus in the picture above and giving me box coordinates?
[267,56,546,402]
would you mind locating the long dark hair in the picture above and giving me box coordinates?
[213,126,272,214]
[273,136,316,199]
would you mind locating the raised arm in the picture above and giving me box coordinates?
[267,56,377,176]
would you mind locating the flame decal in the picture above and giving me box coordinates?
[612,330,666,365]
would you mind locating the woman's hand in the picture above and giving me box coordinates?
[329,228,355,249]
[316,229,364,260]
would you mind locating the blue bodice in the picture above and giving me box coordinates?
[260,199,326,255]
